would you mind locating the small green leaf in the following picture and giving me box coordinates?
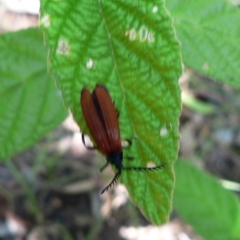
[182,91,215,114]
[0,28,68,160]
[166,0,240,88]
[174,160,240,240]
[40,0,182,224]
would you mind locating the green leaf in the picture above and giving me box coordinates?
[40,0,182,225]
[228,0,240,5]
[166,0,240,88]
[0,28,68,160]
[174,160,240,240]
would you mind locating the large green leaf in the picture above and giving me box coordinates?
[166,0,240,88]
[40,0,182,224]
[174,160,240,240]
[0,28,68,160]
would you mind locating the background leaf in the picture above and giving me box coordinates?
[40,0,182,224]
[0,28,68,160]
[174,160,240,240]
[181,91,215,114]
[166,0,240,88]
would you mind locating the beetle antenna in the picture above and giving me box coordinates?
[101,171,121,194]
[122,164,165,172]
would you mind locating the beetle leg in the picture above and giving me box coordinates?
[125,155,134,160]
[82,133,96,150]
[100,161,109,172]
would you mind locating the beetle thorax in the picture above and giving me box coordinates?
[107,151,123,170]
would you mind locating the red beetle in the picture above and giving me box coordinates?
[81,84,164,193]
